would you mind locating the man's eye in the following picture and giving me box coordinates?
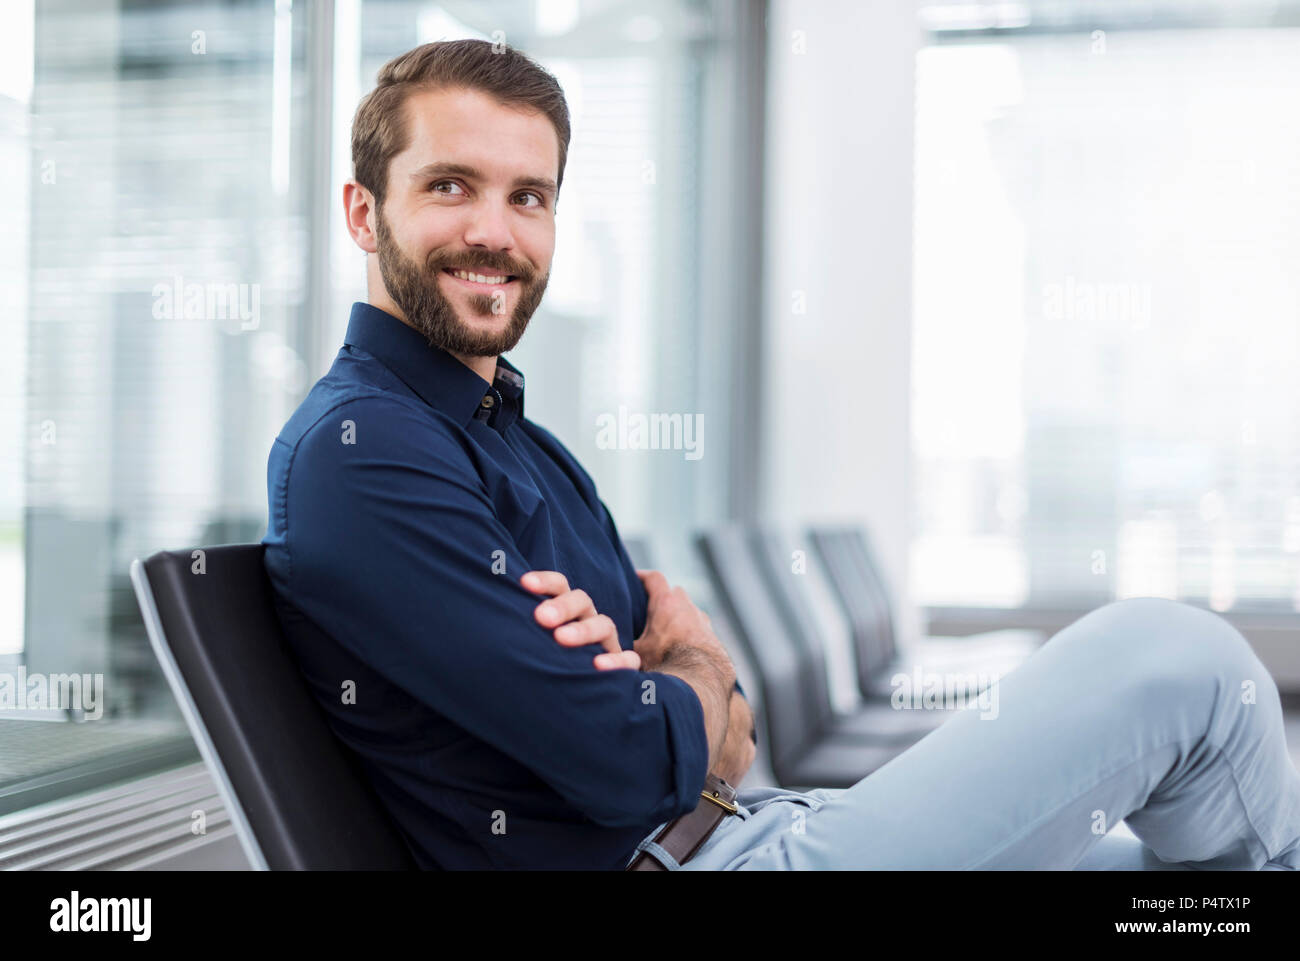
[431,181,465,195]
[516,191,544,208]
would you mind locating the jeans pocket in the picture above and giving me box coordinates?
[737,785,829,815]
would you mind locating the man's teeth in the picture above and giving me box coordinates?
[451,269,510,284]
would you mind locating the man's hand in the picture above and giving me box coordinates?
[523,570,640,670]
[632,570,726,672]
[631,570,737,770]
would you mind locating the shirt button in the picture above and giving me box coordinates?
[480,394,495,409]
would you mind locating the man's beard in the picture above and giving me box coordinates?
[373,205,548,357]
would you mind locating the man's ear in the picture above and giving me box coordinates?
[343,180,379,254]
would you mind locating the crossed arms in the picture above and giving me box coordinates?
[524,567,757,787]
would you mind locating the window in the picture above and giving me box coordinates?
[911,0,1300,612]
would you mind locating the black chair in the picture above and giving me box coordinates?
[750,527,954,743]
[695,527,904,789]
[129,544,419,870]
[810,525,1042,700]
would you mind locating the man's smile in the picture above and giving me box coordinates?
[441,267,520,291]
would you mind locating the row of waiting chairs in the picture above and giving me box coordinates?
[627,525,1044,790]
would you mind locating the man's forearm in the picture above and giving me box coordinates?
[655,644,735,773]
[714,689,756,785]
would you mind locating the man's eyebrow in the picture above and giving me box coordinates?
[409,161,557,196]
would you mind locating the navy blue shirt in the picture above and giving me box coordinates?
[262,302,732,870]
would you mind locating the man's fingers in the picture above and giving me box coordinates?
[532,587,595,628]
[554,614,620,655]
[521,570,570,597]
[593,650,641,671]
[552,615,608,644]
[524,572,628,661]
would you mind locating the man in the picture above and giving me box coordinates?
[263,38,748,871]
[263,39,1300,871]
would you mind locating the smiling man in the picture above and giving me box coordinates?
[261,39,750,871]
[262,39,1300,873]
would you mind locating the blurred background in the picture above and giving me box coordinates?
[2,0,1299,868]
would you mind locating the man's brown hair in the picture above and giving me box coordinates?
[351,39,571,211]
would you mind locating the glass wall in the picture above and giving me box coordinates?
[3,0,321,809]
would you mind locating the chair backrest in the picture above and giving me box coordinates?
[841,528,901,662]
[130,544,419,870]
[809,526,897,694]
[694,527,823,780]
[749,528,839,733]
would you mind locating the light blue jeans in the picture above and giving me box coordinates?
[633,598,1300,870]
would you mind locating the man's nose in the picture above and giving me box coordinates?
[462,198,517,253]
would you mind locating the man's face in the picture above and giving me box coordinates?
[372,86,558,356]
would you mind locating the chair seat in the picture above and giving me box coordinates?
[913,628,1045,663]
[823,702,956,743]
[774,738,908,790]
[862,631,1043,699]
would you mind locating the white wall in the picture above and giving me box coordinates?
[760,0,924,646]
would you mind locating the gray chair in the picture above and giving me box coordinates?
[750,527,954,743]
[810,525,1042,699]
[695,527,904,789]
[130,544,419,870]
[814,527,895,695]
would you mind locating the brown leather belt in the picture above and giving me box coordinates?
[625,773,738,871]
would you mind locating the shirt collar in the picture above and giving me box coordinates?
[342,302,525,432]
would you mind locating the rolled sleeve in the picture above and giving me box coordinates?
[281,395,707,826]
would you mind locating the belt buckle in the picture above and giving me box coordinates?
[700,773,738,815]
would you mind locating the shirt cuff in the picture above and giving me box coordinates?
[653,673,710,819]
